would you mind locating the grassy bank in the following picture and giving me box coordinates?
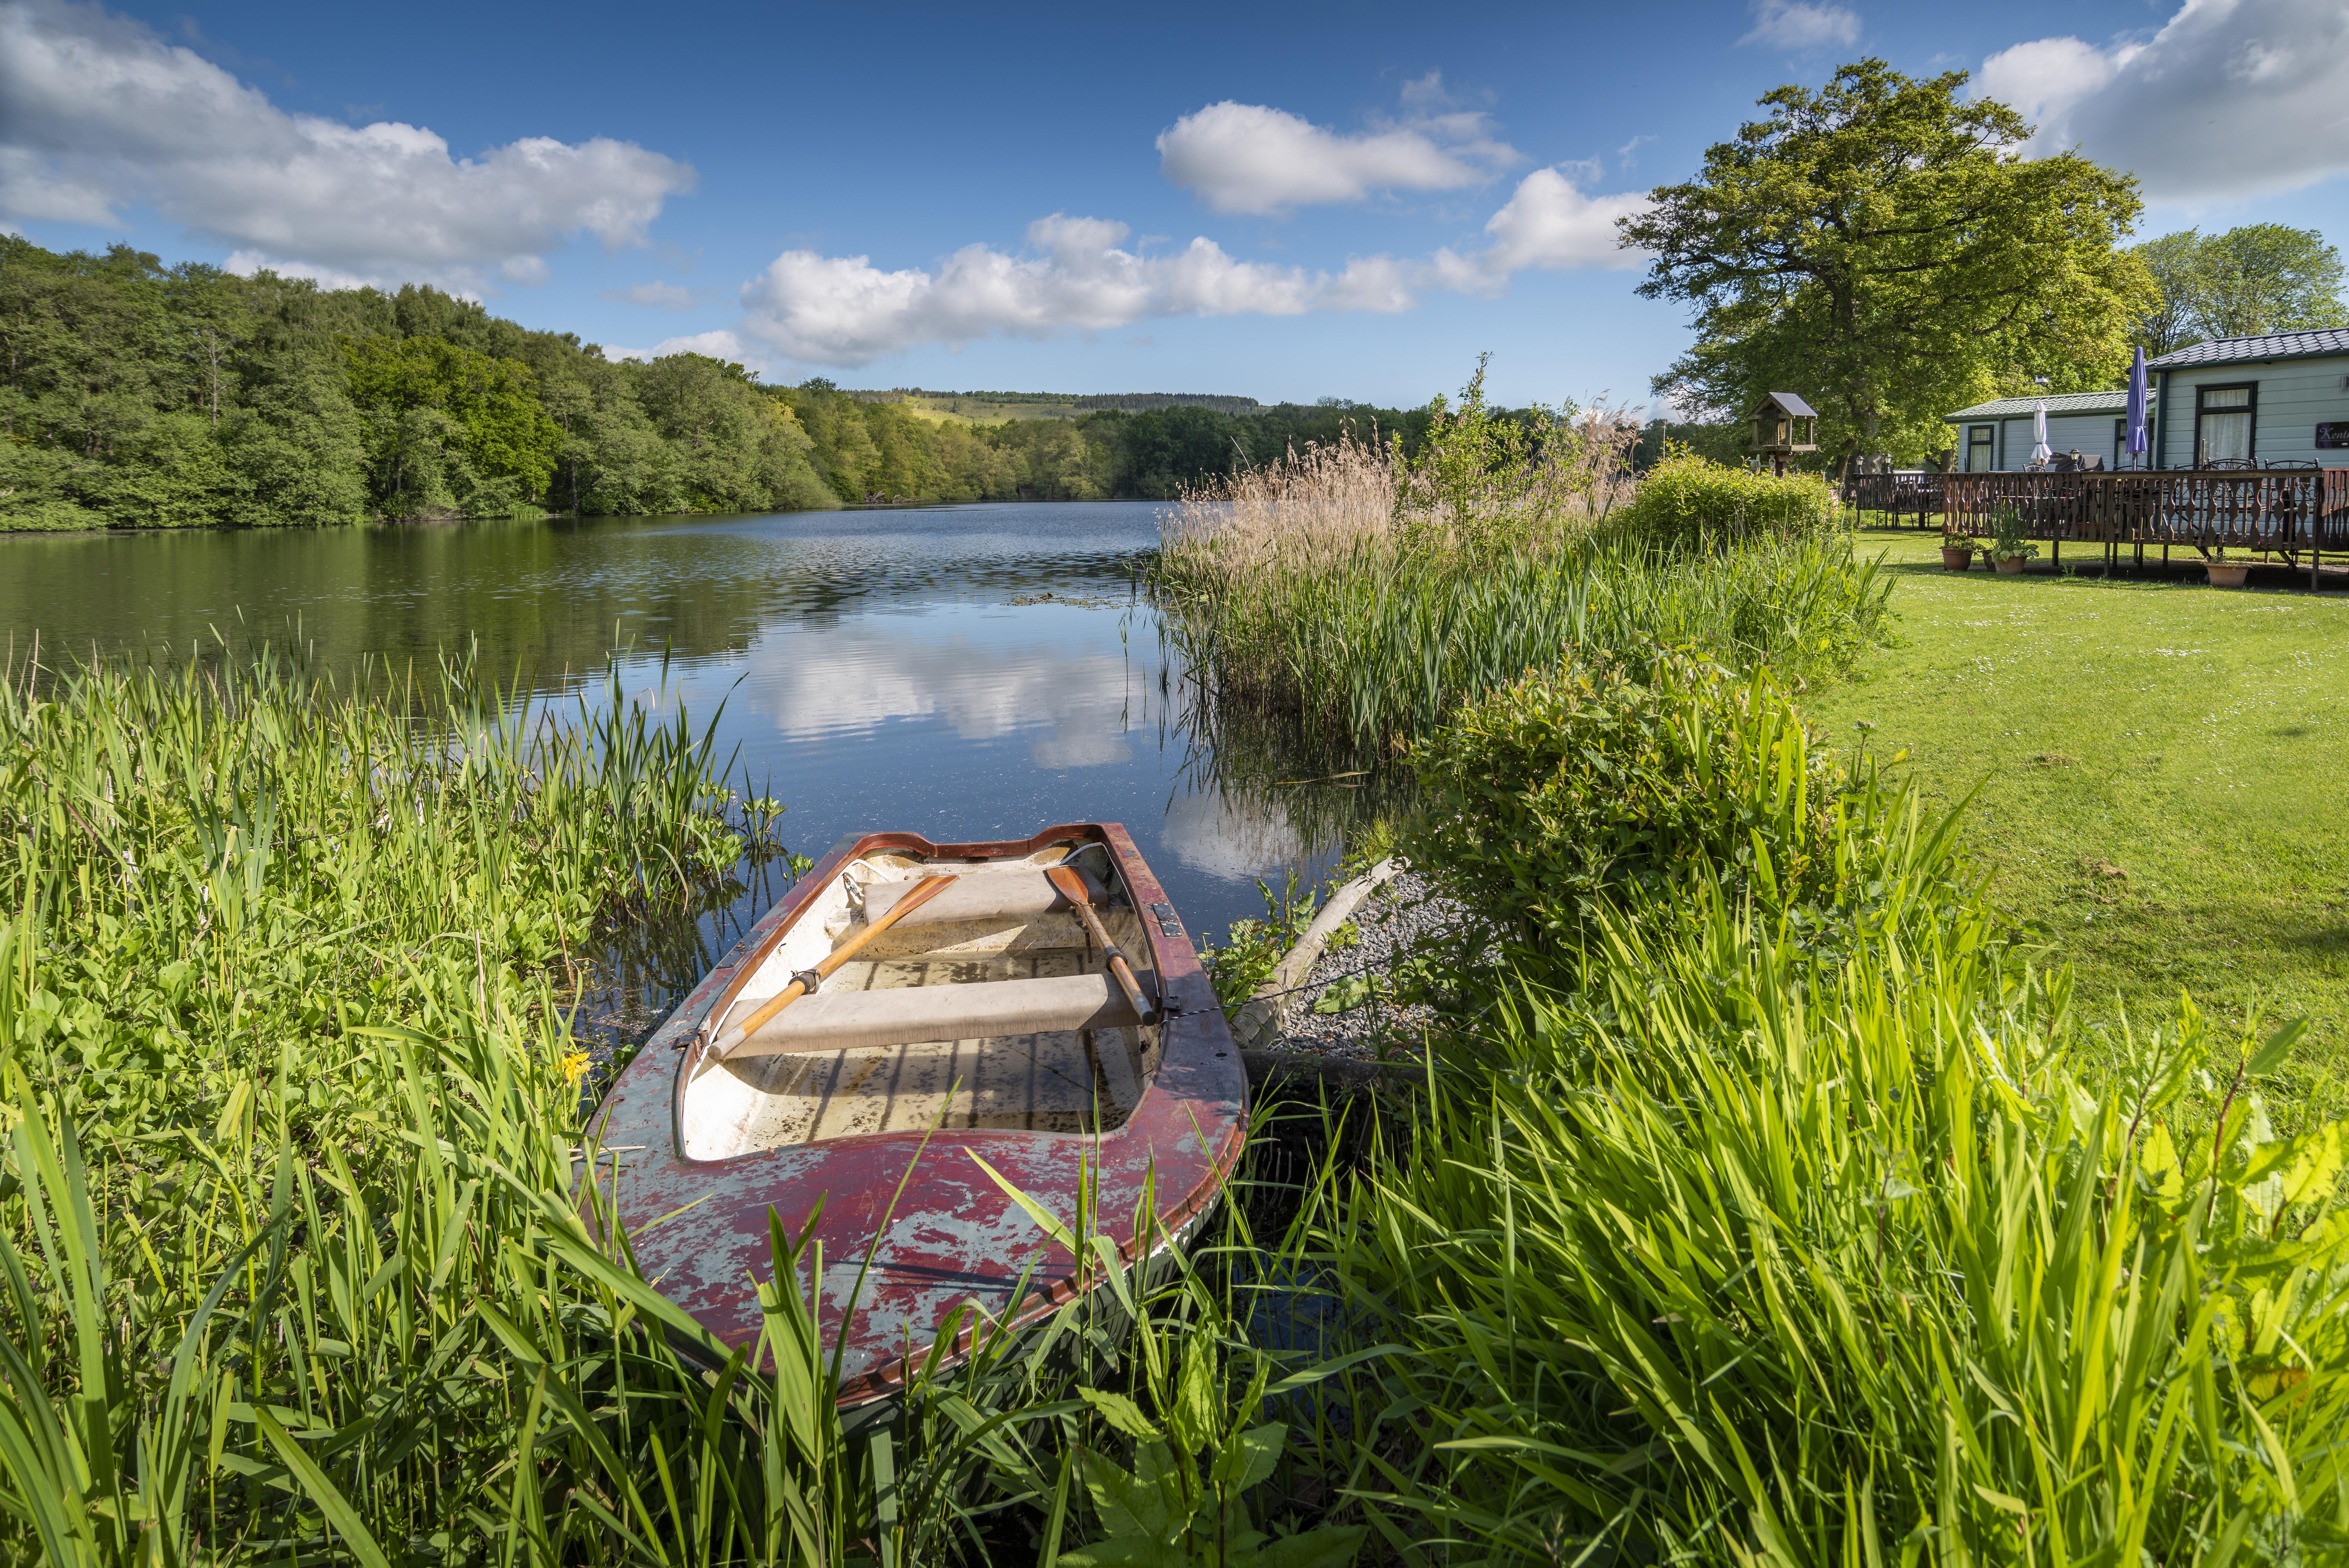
[1162,455,2348,1560]
[1307,651,2349,1560]
[1805,528,2349,1120]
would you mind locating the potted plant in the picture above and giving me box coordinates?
[1940,529,1978,571]
[1987,506,2040,576]
[2206,546,2250,589]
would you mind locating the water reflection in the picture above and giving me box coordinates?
[740,611,1141,766]
[0,504,1356,1012]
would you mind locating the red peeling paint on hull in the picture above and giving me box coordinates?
[581,823,1248,1406]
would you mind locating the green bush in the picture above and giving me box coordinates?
[1403,646,1851,945]
[1618,452,1843,549]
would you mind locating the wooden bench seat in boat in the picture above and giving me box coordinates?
[726,969,1152,1058]
[858,868,1108,928]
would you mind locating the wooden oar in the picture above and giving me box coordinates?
[1044,864,1155,1025]
[703,874,958,1063]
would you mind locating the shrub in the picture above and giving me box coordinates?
[1402,645,1851,945]
[1618,452,1843,549]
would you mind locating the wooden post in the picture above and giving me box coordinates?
[2310,476,2321,590]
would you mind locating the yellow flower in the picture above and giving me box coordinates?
[559,1050,591,1085]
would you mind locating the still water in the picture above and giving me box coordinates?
[0,502,1339,1003]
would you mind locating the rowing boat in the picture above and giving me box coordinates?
[581,822,1247,1405]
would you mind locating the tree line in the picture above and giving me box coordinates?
[778,384,1443,505]
[2127,225,2347,357]
[0,238,836,530]
[0,236,1450,530]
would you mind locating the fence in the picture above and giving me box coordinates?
[1845,469,2349,565]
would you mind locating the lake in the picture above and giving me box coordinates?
[0,501,1343,1022]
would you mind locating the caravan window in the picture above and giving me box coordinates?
[1965,425,1994,471]
[2195,384,2256,465]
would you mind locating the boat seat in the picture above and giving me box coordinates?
[860,868,1109,928]
[722,971,1153,1059]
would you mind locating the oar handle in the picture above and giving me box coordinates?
[706,874,958,1061]
[1047,866,1155,1024]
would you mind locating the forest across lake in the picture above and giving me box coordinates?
[1,236,1543,530]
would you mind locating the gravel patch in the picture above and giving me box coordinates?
[1261,870,1466,1061]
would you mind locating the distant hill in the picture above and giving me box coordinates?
[843,388,1262,423]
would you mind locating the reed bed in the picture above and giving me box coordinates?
[1152,428,1887,754]
[0,645,1382,1565]
[1159,522,1890,752]
[0,646,869,1562]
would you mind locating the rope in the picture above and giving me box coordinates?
[1229,956,1393,1011]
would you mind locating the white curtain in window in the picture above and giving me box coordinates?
[2201,411,2251,462]
[2199,387,2252,463]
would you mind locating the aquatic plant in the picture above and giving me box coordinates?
[1157,519,1890,753]
[0,643,1377,1565]
[1152,382,1883,754]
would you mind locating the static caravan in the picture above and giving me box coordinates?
[1943,390,2150,472]
[2145,328,2349,468]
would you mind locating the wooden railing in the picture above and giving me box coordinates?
[1844,472,1943,524]
[1845,469,2349,556]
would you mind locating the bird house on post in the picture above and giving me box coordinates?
[1747,392,1818,476]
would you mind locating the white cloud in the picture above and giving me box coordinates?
[1156,97,1519,215]
[736,214,1411,366]
[727,164,1652,364]
[1740,0,1862,49]
[607,281,701,309]
[1430,166,1650,293]
[1977,0,2349,201]
[0,0,694,290]
[220,250,381,293]
[604,328,754,366]
[1156,790,1311,882]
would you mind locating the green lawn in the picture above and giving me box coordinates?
[1805,527,2349,1119]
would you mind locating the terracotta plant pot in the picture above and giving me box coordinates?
[2207,561,2250,589]
[1941,546,1975,572]
[1994,555,2027,575]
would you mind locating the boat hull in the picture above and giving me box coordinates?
[582,822,1247,1405]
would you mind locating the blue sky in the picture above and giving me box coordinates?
[7,0,2348,409]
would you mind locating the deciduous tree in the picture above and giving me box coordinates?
[1623,60,2154,470]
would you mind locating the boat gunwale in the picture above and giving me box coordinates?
[583,821,1247,1409]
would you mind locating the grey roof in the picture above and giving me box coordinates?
[2145,328,2349,370]
[1946,389,2146,421]
[1758,391,1818,417]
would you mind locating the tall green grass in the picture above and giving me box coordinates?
[1156,529,1890,753]
[1310,683,2349,1562]
[0,645,1383,1565]
[0,645,906,1562]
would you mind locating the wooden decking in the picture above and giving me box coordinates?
[1845,468,2349,579]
